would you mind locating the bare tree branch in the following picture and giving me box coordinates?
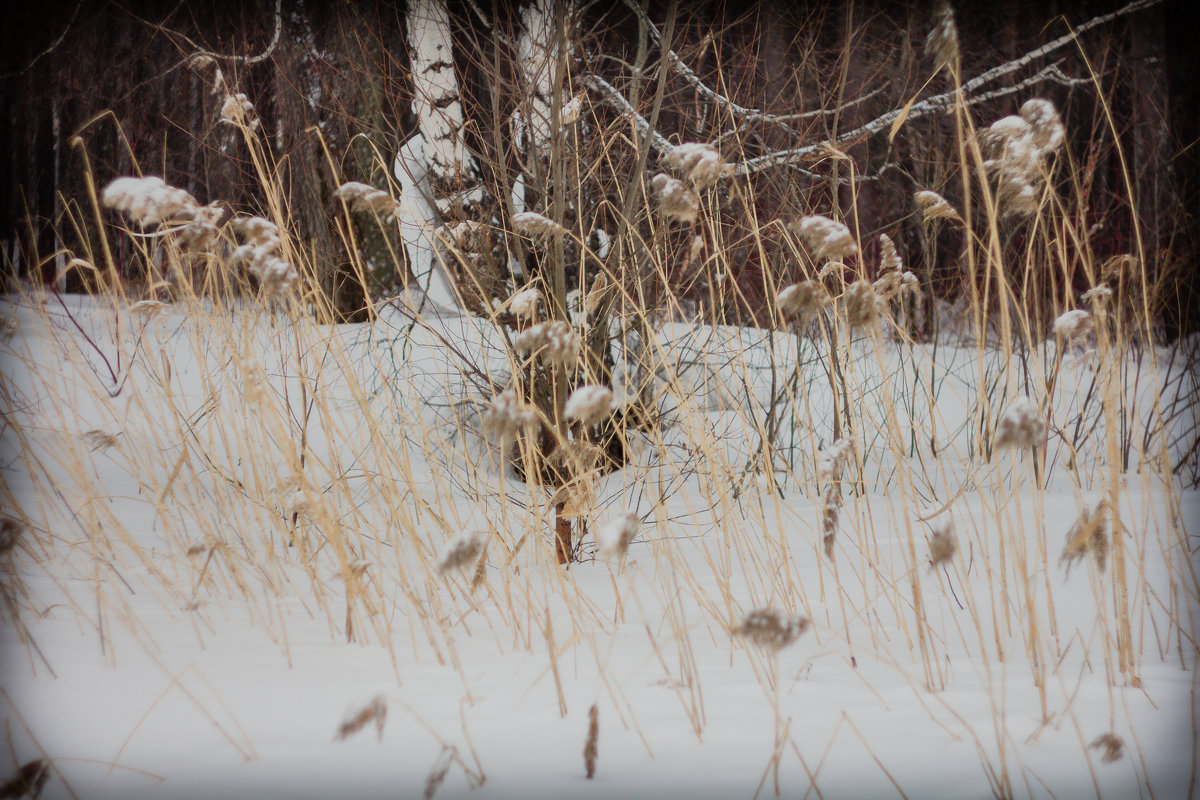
[621,0,883,135]
[735,0,1161,175]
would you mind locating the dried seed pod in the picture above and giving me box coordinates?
[925,2,959,71]
[583,704,599,779]
[437,532,487,575]
[994,396,1045,451]
[334,694,388,742]
[1090,733,1124,764]
[776,281,829,323]
[792,215,857,262]
[596,512,639,560]
[650,173,700,224]
[564,385,614,425]
[1060,500,1109,574]
[734,608,811,651]
[914,190,961,222]
[928,516,957,567]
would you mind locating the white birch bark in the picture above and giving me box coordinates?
[406,0,485,217]
[514,0,566,153]
[392,133,458,310]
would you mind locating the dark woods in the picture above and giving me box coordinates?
[2,0,1195,336]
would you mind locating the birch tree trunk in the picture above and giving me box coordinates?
[405,0,485,220]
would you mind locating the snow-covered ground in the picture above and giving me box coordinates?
[1,293,1196,799]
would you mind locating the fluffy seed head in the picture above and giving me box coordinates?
[564,384,614,425]
[994,396,1045,451]
[596,511,639,560]
[437,532,487,575]
[793,215,858,261]
[1052,309,1092,341]
[130,300,169,317]
[334,694,388,742]
[844,280,884,330]
[1090,733,1124,764]
[1081,285,1113,304]
[83,429,120,451]
[734,608,811,651]
[507,288,541,319]
[220,93,259,129]
[0,515,26,553]
[776,280,829,322]
[663,143,730,189]
[1060,500,1109,574]
[482,387,539,446]
[651,173,700,224]
[102,176,199,228]
[513,320,579,369]
[928,516,957,567]
[336,182,400,218]
[1020,98,1065,153]
[925,2,959,71]
[583,704,599,779]
[513,211,569,242]
[818,437,855,480]
[915,190,961,222]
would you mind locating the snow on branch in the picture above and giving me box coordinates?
[584,0,1158,178]
[619,0,875,136]
[735,0,1160,175]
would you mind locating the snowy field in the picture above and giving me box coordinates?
[1,291,1196,799]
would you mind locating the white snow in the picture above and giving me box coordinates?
[0,292,1195,800]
